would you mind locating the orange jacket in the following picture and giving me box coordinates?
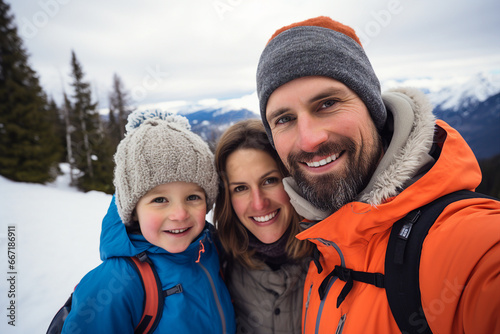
[297,118,500,333]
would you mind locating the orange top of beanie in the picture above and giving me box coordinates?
[268,16,362,47]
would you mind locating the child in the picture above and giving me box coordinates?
[61,110,236,333]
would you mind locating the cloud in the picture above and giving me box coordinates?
[8,0,500,109]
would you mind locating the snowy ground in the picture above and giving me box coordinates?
[0,164,112,333]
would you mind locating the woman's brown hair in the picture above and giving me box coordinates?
[214,119,312,269]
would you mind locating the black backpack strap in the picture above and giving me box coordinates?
[127,252,164,334]
[385,190,495,334]
[319,265,384,306]
[46,293,73,334]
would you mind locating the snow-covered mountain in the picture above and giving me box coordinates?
[134,92,260,144]
[431,72,500,111]
[131,71,500,119]
[382,71,500,112]
[130,71,500,158]
[421,71,500,159]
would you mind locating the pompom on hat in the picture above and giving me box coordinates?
[257,16,387,146]
[114,109,218,225]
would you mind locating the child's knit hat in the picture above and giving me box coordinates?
[256,16,387,146]
[114,110,218,225]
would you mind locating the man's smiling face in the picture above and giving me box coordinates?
[266,76,383,212]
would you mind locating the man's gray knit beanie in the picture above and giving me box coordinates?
[114,110,218,225]
[257,16,387,146]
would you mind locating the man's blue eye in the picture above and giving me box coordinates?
[322,100,336,108]
[277,115,292,124]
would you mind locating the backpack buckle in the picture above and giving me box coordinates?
[136,251,149,263]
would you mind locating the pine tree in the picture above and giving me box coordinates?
[68,51,97,179]
[47,97,65,160]
[0,0,62,183]
[62,91,76,185]
[108,73,134,149]
[79,120,115,194]
[67,51,114,193]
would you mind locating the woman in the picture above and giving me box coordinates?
[214,119,312,334]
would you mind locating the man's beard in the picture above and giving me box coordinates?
[287,136,382,213]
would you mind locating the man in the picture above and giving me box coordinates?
[256,16,500,333]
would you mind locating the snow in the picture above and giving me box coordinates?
[433,71,500,110]
[0,164,111,333]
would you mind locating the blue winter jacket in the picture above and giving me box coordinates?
[62,196,236,334]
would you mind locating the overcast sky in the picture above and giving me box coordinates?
[8,0,500,109]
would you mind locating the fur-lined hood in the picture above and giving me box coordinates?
[358,87,436,205]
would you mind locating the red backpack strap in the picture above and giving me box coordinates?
[126,253,164,334]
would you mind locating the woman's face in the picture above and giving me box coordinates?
[225,148,293,244]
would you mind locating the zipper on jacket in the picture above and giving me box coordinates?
[315,275,337,334]
[195,239,205,263]
[198,263,226,334]
[304,283,313,334]
[314,238,346,267]
[335,313,347,334]
[196,241,226,334]
[307,238,345,334]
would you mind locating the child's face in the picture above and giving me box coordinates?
[135,182,207,253]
